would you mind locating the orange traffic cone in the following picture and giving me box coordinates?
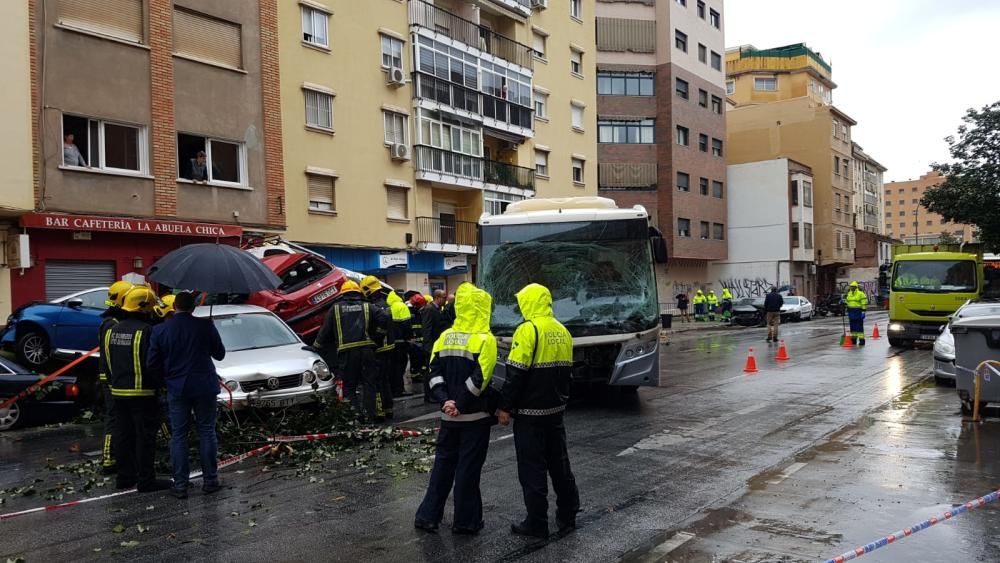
[743,348,759,374]
[842,333,855,348]
[775,340,790,361]
[871,323,881,340]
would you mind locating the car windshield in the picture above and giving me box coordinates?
[783,297,798,305]
[213,313,300,352]
[957,304,1000,318]
[479,219,659,337]
[892,260,977,293]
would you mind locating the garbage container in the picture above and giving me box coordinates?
[952,315,1000,412]
[660,313,673,330]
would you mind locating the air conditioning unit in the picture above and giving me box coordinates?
[390,143,411,161]
[386,67,407,87]
[530,0,548,9]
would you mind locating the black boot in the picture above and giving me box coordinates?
[511,521,548,538]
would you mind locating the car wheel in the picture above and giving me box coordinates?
[17,330,50,369]
[0,401,23,431]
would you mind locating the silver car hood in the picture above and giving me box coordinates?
[215,343,321,380]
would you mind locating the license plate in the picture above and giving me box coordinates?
[309,287,337,305]
[920,335,938,341]
[251,397,296,409]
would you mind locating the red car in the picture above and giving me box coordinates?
[246,253,347,343]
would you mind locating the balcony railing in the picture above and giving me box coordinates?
[417,216,479,247]
[409,0,534,70]
[415,145,484,183]
[484,159,535,191]
[482,93,533,130]
[415,72,481,114]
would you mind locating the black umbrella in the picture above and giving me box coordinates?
[147,243,281,294]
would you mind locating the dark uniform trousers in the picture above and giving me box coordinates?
[415,421,491,530]
[338,348,378,422]
[100,383,117,468]
[114,397,161,489]
[375,351,395,417]
[390,343,409,396]
[514,415,580,530]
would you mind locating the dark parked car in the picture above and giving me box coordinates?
[815,294,846,317]
[1,287,108,370]
[0,355,83,431]
[732,298,764,327]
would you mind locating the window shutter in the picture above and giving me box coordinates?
[59,0,143,43]
[596,18,656,53]
[307,174,334,208]
[386,187,408,220]
[173,8,243,69]
[598,162,656,189]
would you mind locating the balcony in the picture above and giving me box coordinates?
[414,146,535,192]
[416,216,478,254]
[485,0,533,18]
[409,0,534,70]
[484,159,535,191]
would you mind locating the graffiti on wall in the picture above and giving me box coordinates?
[719,277,785,299]
[836,280,879,303]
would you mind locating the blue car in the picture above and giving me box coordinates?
[1,287,108,370]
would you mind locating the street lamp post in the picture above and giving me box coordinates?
[913,209,919,244]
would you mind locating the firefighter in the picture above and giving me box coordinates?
[408,294,429,382]
[314,281,387,422]
[845,281,869,346]
[414,283,498,535]
[361,275,396,421]
[153,294,176,321]
[106,287,170,492]
[692,290,707,321]
[706,290,719,321]
[497,283,580,538]
[97,280,134,474]
[386,291,413,396]
[721,288,734,322]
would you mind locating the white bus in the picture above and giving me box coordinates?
[479,197,664,389]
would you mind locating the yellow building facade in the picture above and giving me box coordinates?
[278,0,597,293]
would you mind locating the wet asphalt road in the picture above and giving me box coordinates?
[1,311,966,562]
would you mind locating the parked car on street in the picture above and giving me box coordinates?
[781,296,814,321]
[247,253,348,343]
[0,355,83,431]
[815,294,846,317]
[732,298,764,327]
[0,287,108,370]
[933,300,1000,385]
[202,305,335,410]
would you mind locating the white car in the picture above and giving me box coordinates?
[933,300,1000,385]
[780,296,814,321]
[196,305,335,410]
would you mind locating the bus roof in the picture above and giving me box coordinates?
[893,251,980,262]
[480,197,648,226]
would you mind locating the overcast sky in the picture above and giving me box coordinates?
[724,0,1000,182]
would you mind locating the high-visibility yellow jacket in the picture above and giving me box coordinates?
[722,288,733,301]
[706,292,719,306]
[845,288,868,310]
[692,292,707,305]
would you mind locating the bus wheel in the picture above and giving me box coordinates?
[888,336,909,348]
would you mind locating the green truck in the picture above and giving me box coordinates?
[887,243,988,347]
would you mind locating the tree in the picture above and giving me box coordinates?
[937,231,959,245]
[922,101,1000,252]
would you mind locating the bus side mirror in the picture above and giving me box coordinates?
[649,227,668,264]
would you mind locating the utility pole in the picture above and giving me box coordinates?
[913,209,919,244]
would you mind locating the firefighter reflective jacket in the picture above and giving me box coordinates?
[106,317,162,398]
[387,291,413,344]
[428,283,497,424]
[368,292,395,353]
[498,283,573,418]
[97,307,126,382]
[314,293,386,356]
[845,288,868,310]
[410,305,424,346]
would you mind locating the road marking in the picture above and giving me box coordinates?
[734,403,767,416]
[767,462,807,485]
[647,531,696,557]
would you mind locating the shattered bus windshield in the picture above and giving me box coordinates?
[479,219,658,337]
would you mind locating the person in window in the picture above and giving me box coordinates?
[63,133,87,167]
[187,151,210,183]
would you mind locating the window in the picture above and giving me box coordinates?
[912,187,918,192]
[597,71,654,96]
[842,159,849,177]
[832,119,840,138]
[57,0,143,43]
[898,211,905,216]
[804,223,813,249]
[675,30,688,52]
[598,119,655,144]
[898,200,904,205]
[570,49,583,75]
[834,155,841,175]
[711,138,723,157]
[570,0,582,19]
[711,51,722,71]
[754,77,777,91]
[678,218,691,237]
[726,80,735,95]
[710,9,720,28]
[911,198,918,204]
[886,200,892,206]
[698,89,708,107]
[675,78,689,99]
[383,111,407,145]
[535,150,549,177]
[700,221,710,239]
[836,231,843,250]
[899,222,905,228]
[304,89,334,130]
[386,186,408,220]
[676,0,687,5]
[677,172,690,192]
[791,222,800,247]
[712,180,723,198]
[534,90,548,119]
[301,6,329,48]
[173,8,242,69]
[61,114,146,173]
[697,0,706,18]
[835,193,842,211]
[532,30,547,59]
[926,220,933,226]
[711,95,722,114]
[380,34,403,70]
[803,180,813,207]
[572,158,585,184]
[698,134,708,152]
[698,44,707,63]
[177,133,245,185]
[676,126,689,146]
[790,180,799,206]
[713,223,725,240]
[571,104,584,130]
[699,177,709,195]
[307,173,335,212]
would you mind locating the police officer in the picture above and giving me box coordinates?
[314,281,387,422]
[706,290,719,321]
[107,287,170,492]
[361,275,396,421]
[845,281,869,346]
[97,280,134,474]
[497,283,580,538]
[692,290,707,321]
[386,291,413,397]
[414,283,498,535]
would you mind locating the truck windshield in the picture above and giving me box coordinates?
[892,260,978,293]
[479,219,659,337]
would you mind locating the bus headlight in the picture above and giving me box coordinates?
[888,323,905,332]
[314,361,332,381]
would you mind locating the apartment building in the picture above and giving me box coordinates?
[279,0,597,293]
[884,171,976,244]
[7,0,285,309]
[725,43,858,296]
[851,142,887,235]
[594,0,727,299]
